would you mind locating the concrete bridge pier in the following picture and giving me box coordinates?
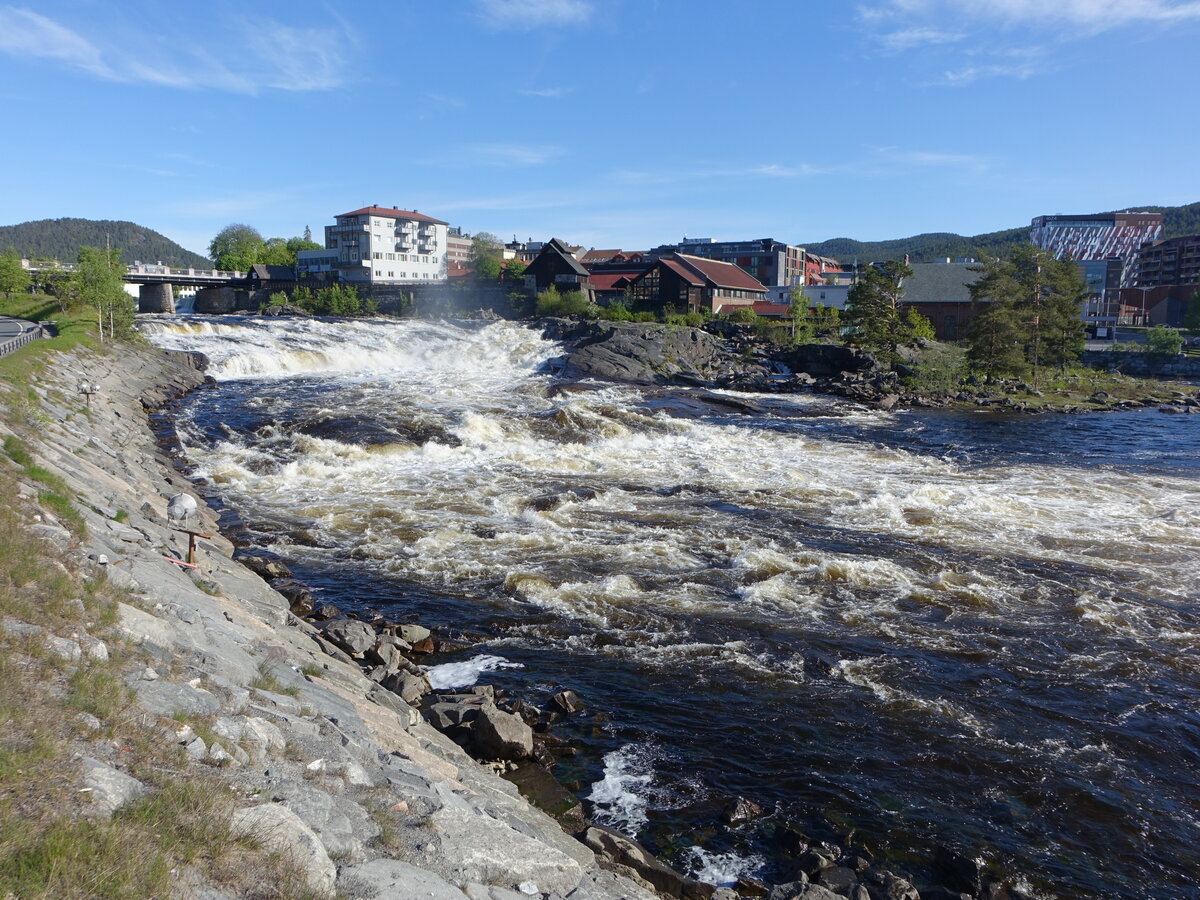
[139,282,175,314]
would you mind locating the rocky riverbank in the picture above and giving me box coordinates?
[0,341,699,900]
[538,318,1200,414]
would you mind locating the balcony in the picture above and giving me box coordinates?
[330,224,370,234]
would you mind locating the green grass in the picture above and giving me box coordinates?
[250,664,300,698]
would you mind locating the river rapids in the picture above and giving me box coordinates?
[141,315,1200,898]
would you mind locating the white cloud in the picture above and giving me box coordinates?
[518,86,573,98]
[0,6,353,93]
[475,0,593,29]
[879,26,965,50]
[923,61,1040,86]
[871,147,991,171]
[470,143,565,166]
[748,163,830,178]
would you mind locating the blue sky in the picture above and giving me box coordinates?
[1,0,1198,258]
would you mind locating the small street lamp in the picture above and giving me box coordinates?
[77,381,100,408]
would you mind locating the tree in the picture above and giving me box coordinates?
[903,306,936,342]
[1183,285,1200,335]
[208,224,264,272]
[303,225,313,243]
[811,303,840,337]
[965,245,1086,383]
[727,306,758,324]
[0,248,31,299]
[504,259,527,283]
[76,246,134,342]
[788,286,814,343]
[842,259,914,361]
[471,232,503,281]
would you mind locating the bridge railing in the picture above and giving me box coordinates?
[0,321,46,359]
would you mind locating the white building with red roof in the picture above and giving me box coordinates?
[299,206,450,285]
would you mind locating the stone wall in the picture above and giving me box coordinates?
[1082,350,1200,380]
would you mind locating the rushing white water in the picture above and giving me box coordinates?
[143,315,1200,896]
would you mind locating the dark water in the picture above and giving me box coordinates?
[149,319,1200,899]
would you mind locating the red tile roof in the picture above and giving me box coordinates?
[674,253,767,292]
[752,302,790,317]
[582,249,621,264]
[337,206,449,226]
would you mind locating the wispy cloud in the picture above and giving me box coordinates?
[923,61,1041,86]
[518,86,573,98]
[0,8,112,77]
[870,147,991,172]
[469,143,566,166]
[0,6,355,93]
[475,0,593,30]
[879,26,965,50]
[860,0,1200,33]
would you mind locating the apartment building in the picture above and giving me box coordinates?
[298,206,449,284]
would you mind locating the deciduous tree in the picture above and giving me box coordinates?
[0,248,31,299]
[208,224,265,272]
[76,246,134,342]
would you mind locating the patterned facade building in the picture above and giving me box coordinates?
[1030,212,1162,288]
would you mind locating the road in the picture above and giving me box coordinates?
[0,316,44,357]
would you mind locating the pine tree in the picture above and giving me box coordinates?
[843,259,914,362]
[966,245,1086,382]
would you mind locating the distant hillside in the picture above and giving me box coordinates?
[0,218,210,268]
[804,200,1200,264]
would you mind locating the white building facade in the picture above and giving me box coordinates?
[301,206,449,285]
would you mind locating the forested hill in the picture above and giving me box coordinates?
[803,200,1200,264]
[0,218,210,268]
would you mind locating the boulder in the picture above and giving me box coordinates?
[551,689,584,715]
[380,669,431,704]
[81,757,147,817]
[273,581,313,616]
[775,344,882,379]
[323,619,377,656]
[933,845,983,895]
[237,554,292,580]
[722,796,764,825]
[470,702,534,761]
[134,680,220,717]
[397,623,431,645]
[583,825,713,900]
[769,885,845,900]
[230,803,335,896]
[310,603,341,621]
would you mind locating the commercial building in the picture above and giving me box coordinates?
[652,238,807,288]
[298,206,449,285]
[1030,212,1162,288]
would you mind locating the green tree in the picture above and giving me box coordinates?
[966,245,1086,383]
[788,286,813,343]
[842,259,914,361]
[903,306,936,342]
[0,248,31,299]
[76,246,134,342]
[727,306,758,324]
[504,258,527,283]
[1145,325,1183,356]
[811,302,840,337]
[471,232,503,281]
[208,224,265,272]
[314,284,363,316]
[1182,285,1200,335]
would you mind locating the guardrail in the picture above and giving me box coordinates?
[0,319,47,358]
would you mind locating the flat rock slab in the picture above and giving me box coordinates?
[135,680,220,717]
[338,859,467,900]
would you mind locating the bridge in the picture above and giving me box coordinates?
[24,261,250,313]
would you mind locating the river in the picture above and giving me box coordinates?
[141,315,1200,898]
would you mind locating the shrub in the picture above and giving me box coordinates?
[726,306,758,324]
[1145,325,1183,357]
[598,301,633,321]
